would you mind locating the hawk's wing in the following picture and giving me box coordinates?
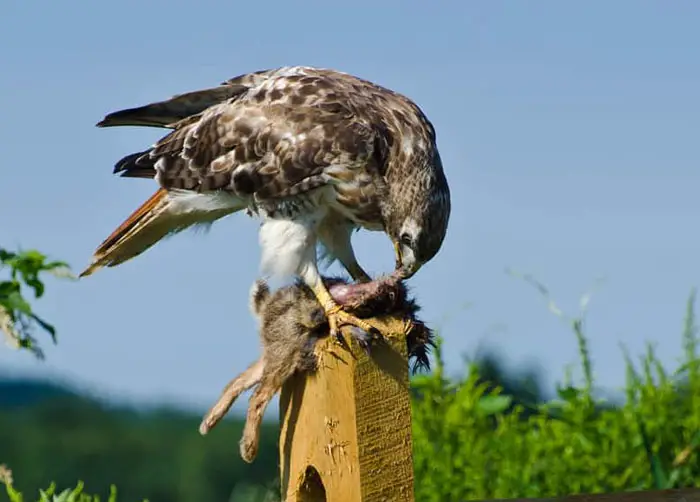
[113,98,378,201]
[82,71,383,277]
[95,69,276,129]
[95,84,249,129]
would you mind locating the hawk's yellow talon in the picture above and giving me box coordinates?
[326,304,343,316]
[309,277,388,348]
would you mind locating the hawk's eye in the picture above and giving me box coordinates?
[400,233,412,247]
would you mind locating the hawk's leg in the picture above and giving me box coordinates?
[318,223,372,283]
[339,257,371,283]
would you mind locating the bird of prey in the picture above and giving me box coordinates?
[80,66,451,338]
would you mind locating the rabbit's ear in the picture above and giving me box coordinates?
[249,279,270,317]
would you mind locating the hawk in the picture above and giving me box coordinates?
[80,66,451,338]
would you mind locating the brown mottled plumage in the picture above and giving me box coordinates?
[199,275,434,463]
[81,66,451,339]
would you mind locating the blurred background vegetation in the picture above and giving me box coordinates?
[2,246,699,501]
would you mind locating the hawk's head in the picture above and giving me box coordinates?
[381,115,451,280]
[391,217,443,279]
[388,171,451,280]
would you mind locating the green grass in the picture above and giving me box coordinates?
[2,476,123,502]
[411,280,700,501]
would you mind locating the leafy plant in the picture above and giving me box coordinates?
[411,275,700,501]
[0,247,74,358]
[1,465,133,502]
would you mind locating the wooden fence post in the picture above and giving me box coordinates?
[279,315,415,502]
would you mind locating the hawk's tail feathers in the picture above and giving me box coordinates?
[80,189,243,277]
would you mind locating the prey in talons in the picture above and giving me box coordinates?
[326,272,407,355]
[199,274,435,463]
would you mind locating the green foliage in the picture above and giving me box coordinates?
[411,278,700,501]
[0,247,74,358]
[4,249,700,500]
[2,472,128,502]
[1,474,277,502]
[0,389,280,502]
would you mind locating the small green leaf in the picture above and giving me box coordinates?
[477,395,512,416]
[29,312,57,342]
[25,277,45,298]
[635,411,669,489]
[0,281,20,298]
[44,260,75,279]
[108,485,118,502]
[556,385,581,402]
[16,249,46,262]
[4,292,32,315]
[0,249,16,263]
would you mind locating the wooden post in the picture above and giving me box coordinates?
[279,315,414,502]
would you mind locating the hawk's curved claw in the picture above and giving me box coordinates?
[311,280,386,352]
[325,304,383,350]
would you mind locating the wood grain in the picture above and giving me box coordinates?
[279,315,414,502]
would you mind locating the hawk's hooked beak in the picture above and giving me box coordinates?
[393,240,403,271]
[392,241,413,280]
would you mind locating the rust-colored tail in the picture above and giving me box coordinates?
[80,189,171,277]
[80,189,240,277]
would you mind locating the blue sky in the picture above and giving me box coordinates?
[2,1,699,413]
